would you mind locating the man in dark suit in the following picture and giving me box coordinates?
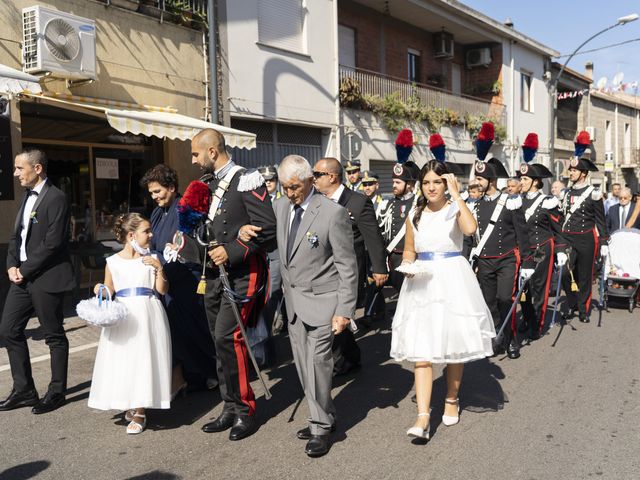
[0,149,75,413]
[313,158,388,375]
[607,187,634,233]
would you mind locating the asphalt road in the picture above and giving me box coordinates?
[0,294,639,480]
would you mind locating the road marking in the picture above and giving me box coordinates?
[0,342,99,373]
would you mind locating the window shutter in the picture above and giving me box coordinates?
[258,0,306,53]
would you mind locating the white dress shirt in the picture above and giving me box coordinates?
[20,179,47,262]
[289,188,315,231]
[329,184,345,203]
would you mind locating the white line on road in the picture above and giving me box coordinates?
[0,342,99,373]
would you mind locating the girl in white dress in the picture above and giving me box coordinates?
[88,213,172,435]
[390,160,495,440]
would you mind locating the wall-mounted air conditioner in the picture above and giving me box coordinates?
[433,31,454,59]
[22,5,96,81]
[466,47,492,68]
[586,126,596,142]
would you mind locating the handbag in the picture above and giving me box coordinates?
[76,284,128,327]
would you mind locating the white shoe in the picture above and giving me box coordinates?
[442,398,460,426]
[406,412,430,439]
[126,413,146,435]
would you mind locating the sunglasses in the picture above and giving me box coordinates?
[312,171,332,179]
[362,182,377,186]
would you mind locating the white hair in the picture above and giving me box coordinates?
[620,187,632,197]
[278,155,313,182]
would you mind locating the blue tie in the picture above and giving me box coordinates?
[287,205,303,261]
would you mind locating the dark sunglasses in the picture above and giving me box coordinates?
[312,171,332,179]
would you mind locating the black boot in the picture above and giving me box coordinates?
[507,340,520,359]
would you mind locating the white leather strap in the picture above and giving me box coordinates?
[524,193,546,221]
[207,165,244,221]
[469,193,508,260]
[562,186,593,229]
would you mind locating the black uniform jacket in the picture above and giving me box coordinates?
[337,187,388,274]
[560,185,607,244]
[383,194,414,253]
[203,169,277,268]
[7,180,75,293]
[521,192,565,250]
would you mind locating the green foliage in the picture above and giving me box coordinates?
[339,77,504,139]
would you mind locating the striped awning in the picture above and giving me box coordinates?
[0,64,42,95]
[21,92,256,149]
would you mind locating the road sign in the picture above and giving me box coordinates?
[341,133,362,161]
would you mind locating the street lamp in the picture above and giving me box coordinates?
[548,13,639,173]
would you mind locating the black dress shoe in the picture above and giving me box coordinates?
[529,330,541,341]
[507,341,520,359]
[202,411,235,433]
[358,316,373,329]
[333,361,361,377]
[579,314,590,323]
[31,392,65,414]
[297,424,336,440]
[229,414,259,441]
[0,389,39,411]
[305,435,330,457]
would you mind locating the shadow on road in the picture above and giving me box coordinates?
[0,461,50,480]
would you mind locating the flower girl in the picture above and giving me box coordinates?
[88,213,172,434]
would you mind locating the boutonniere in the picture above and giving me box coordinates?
[29,211,38,224]
[306,231,319,247]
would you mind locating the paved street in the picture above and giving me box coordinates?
[1,294,639,480]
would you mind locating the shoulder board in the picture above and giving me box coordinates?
[591,189,603,201]
[237,169,264,192]
[379,198,389,209]
[542,196,559,210]
[506,195,522,210]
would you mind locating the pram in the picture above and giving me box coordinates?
[603,228,640,313]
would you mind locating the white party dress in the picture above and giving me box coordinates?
[390,202,495,363]
[88,254,172,410]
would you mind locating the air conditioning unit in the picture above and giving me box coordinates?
[22,6,96,81]
[585,126,596,142]
[433,31,454,59]
[466,48,492,68]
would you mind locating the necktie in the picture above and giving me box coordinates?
[621,206,626,227]
[28,189,38,197]
[287,204,303,260]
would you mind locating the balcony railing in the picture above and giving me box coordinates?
[105,0,208,28]
[339,66,505,128]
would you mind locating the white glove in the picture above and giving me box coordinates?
[556,252,568,266]
[519,268,535,281]
[600,245,609,258]
[163,245,178,263]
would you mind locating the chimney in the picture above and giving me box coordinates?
[504,17,514,28]
[585,61,594,80]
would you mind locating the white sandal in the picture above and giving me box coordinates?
[124,409,136,422]
[126,413,146,435]
[442,398,460,426]
[406,412,430,439]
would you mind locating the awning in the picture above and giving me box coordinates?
[0,64,42,95]
[21,92,256,149]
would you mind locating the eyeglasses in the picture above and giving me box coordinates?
[312,171,331,179]
[361,182,377,187]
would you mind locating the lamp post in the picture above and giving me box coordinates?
[548,13,639,175]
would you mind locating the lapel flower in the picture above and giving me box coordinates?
[306,231,319,248]
[29,211,38,224]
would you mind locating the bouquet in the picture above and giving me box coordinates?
[76,284,128,327]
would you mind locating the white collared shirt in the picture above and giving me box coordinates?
[329,184,345,203]
[20,179,47,262]
[289,188,315,230]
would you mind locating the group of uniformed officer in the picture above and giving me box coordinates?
[253,128,610,368]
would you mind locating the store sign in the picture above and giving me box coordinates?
[0,113,14,201]
[96,157,119,179]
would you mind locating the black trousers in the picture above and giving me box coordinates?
[0,282,68,394]
[204,256,265,417]
[521,241,555,334]
[477,253,520,344]
[388,252,405,293]
[562,230,598,316]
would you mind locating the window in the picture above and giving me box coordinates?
[521,71,532,112]
[408,49,421,83]
[605,120,612,152]
[624,123,631,164]
[258,0,307,54]
[338,25,356,68]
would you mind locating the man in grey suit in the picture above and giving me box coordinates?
[274,155,357,457]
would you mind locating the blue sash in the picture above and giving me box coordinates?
[416,251,461,261]
[115,287,157,298]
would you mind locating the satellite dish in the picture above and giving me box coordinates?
[596,77,608,89]
[612,72,624,86]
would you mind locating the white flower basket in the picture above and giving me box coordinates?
[76,284,128,327]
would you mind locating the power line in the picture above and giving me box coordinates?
[556,37,640,58]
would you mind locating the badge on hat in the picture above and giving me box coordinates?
[475,161,486,174]
[570,158,579,168]
[519,163,529,175]
[393,164,404,176]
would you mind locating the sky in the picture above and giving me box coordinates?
[461,0,640,89]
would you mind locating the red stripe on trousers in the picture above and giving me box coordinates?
[585,228,599,313]
[537,239,555,333]
[233,255,261,416]
[510,249,521,335]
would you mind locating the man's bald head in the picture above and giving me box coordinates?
[193,128,227,153]
[316,157,343,181]
[191,128,229,172]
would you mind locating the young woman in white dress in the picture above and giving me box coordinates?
[390,160,495,440]
[88,213,172,435]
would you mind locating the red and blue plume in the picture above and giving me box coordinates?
[395,128,414,164]
[522,133,538,163]
[574,130,590,158]
[177,180,210,233]
[475,122,494,161]
[429,133,446,163]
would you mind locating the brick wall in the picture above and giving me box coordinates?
[462,44,503,102]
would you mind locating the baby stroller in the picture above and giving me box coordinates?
[603,228,640,313]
